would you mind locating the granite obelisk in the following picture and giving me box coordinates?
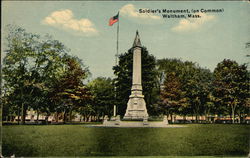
[123,31,149,120]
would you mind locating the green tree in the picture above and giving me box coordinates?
[51,56,91,123]
[160,72,188,121]
[3,25,90,124]
[213,59,249,123]
[113,47,158,116]
[3,26,42,124]
[184,66,213,122]
[33,36,72,123]
[157,58,213,121]
[78,104,95,122]
[88,77,115,120]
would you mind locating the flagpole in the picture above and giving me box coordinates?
[116,12,119,65]
[114,12,119,117]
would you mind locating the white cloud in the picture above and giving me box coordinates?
[42,9,98,36]
[172,13,215,32]
[120,4,161,21]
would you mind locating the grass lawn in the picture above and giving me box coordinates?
[2,124,249,157]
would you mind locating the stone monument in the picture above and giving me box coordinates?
[93,31,185,128]
[123,31,149,120]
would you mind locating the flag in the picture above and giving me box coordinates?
[109,12,119,26]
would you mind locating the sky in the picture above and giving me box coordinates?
[2,1,250,80]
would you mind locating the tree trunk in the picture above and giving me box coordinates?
[36,110,39,124]
[96,114,100,122]
[232,105,235,124]
[56,112,59,123]
[45,114,49,125]
[21,103,26,125]
[194,108,198,123]
[195,114,198,123]
[183,115,186,121]
[83,115,86,122]
[63,111,67,124]
[166,111,170,120]
[239,112,243,124]
[205,109,210,123]
[69,109,72,123]
[237,111,243,124]
[195,108,199,123]
[17,106,20,125]
[87,115,90,122]
[170,114,173,123]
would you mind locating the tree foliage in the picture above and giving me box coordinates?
[213,59,249,123]
[2,25,90,124]
[51,56,91,123]
[87,77,115,119]
[160,72,187,117]
[157,58,213,121]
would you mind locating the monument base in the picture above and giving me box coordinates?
[123,95,148,120]
[86,115,185,128]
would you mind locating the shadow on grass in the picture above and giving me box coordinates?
[2,124,249,157]
[87,127,197,156]
[87,124,249,156]
[3,135,37,156]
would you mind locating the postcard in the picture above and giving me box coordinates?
[1,1,249,157]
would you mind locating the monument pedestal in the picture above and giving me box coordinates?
[123,96,148,120]
[124,86,148,120]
